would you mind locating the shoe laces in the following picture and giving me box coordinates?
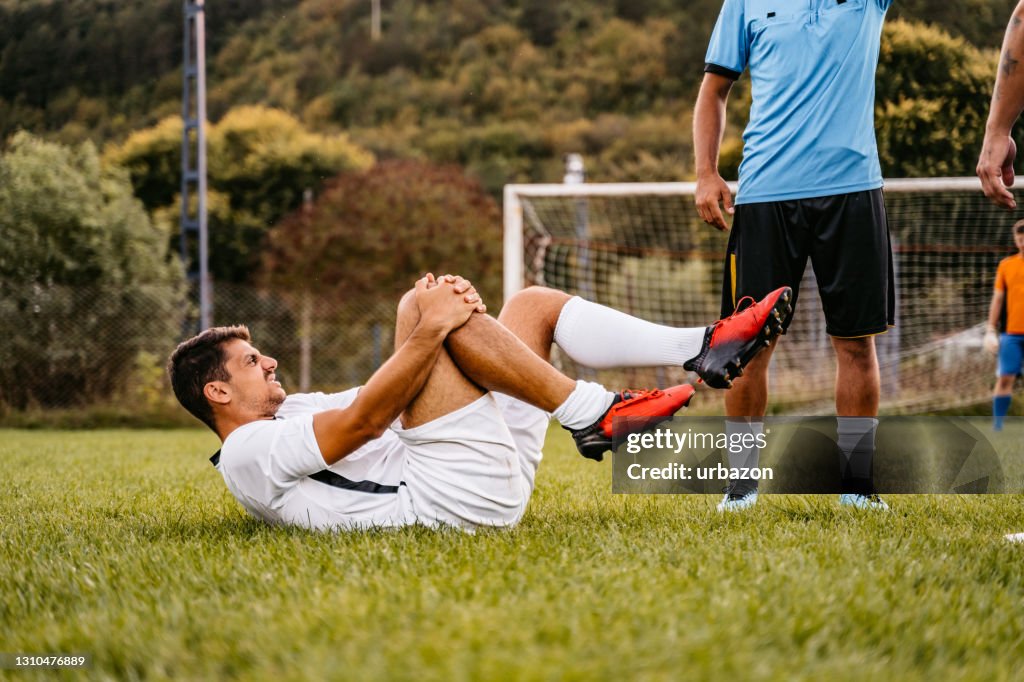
[714,296,756,326]
[733,296,756,314]
[707,296,757,346]
[618,388,663,403]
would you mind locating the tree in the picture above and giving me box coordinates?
[890,0,1016,49]
[0,132,186,409]
[105,105,375,283]
[875,20,999,177]
[518,0,562,47]
[263,160,503,305]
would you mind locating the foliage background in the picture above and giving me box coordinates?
[0,0,1019,416]
[0,0,1016,192]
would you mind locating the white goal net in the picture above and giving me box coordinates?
[503,178,1013,414]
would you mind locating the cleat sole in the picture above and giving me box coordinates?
[693,288,792,389]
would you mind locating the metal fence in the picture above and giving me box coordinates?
[0,280,397,414]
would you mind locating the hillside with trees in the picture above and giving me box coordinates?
[0,0,1017,414]
[0,0,1015,192]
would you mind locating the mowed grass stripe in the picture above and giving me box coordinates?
[1,428,1023,681]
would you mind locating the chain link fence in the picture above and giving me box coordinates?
[203,282,397,395]
[0,279,398,421]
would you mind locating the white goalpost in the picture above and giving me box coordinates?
[504,177,1010,414]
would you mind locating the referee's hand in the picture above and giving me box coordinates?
[977,132,1017,209]
[695,173,734,231]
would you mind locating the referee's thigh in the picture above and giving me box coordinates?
[810,189,893,337]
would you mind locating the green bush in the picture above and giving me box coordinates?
[0,132,186,409]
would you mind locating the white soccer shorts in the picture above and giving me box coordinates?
[390,392,549,530]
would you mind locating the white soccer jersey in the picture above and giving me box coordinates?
[213,389,549,531]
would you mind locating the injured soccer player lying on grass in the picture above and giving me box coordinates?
[167,274,791,531]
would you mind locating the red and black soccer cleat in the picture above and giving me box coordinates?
[569,384,696,461]
[684,286,793,389]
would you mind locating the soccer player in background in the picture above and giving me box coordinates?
[692,0,896,511]
[983,220,1024,431]
[168,274,790,531]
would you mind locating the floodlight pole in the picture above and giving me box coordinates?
[564,154,593,301]
[371,0,382,41]
[182,0,211,331]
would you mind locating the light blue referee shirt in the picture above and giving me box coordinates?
[705,0,893,205]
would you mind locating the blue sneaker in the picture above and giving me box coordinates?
[717,488,758,512]
[839,493,889,510]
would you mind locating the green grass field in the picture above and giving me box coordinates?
[3,427,1024,681]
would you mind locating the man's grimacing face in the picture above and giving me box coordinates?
[216,338,287,417]
[1015,226,1024,253]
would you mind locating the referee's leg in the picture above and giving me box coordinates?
[831,337,880,416]
[724,339,776,418]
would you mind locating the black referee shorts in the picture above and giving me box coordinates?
[719,188,895,338]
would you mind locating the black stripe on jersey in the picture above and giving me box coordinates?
[209,449,404,494]
[704,63,741,80]
[308,469,405,494]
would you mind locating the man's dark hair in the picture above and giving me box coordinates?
[167,325,251,432]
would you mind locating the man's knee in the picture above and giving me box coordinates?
[398,288,417,317]
[500,286,571,326]
[996,375,1017,394]
[833,337,877,367]
[395,288,420,349]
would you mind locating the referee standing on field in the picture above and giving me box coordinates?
[693,0,896,511]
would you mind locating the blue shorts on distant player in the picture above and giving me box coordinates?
[997,333,1024,377]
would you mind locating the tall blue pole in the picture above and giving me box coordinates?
[182,0,210,331]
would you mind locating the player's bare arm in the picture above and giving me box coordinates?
[693,71,735,232]
[312,276,479,465]
[978,0,1024,209]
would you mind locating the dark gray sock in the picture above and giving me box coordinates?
[725,419,763,496]
[837,417,877,495]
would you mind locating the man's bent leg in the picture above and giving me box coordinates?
[445,289,626,438]
[391,290,533,528]
[394,286,594,467]
[444,287,694,460]
[474,287,576,489]
[394,289,489,430]
[445,287,578,410]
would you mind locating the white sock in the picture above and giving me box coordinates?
[553,297,706,369]
[552,380,616,430]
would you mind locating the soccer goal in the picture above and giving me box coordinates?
[504,178,1011,414]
